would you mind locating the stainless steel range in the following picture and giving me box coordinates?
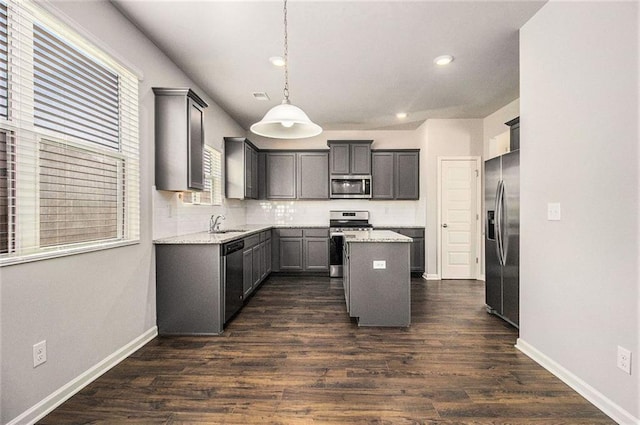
[329,210,372,277]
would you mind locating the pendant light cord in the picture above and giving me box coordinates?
[283,0,290,103]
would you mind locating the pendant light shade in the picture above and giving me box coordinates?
[250,100,322,139]
[250,0,322,139]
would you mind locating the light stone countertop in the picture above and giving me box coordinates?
[153,224,329,245]
[342,230,412,243]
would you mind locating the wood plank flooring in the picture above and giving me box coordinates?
[39,276,614,424]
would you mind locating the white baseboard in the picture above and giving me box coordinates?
[516,338,639,425]
[424,273,440,280]
[477,273,485,281]
[8,326,158,425]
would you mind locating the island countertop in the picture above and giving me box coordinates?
[342,230,412,243]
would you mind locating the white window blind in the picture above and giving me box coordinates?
[33,23,120,149]
[182,146,222,206]
[0,0,139,265]
[0,131,13,253]
[39,140,122,247]
[0,2,8,119]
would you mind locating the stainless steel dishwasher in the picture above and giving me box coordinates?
[222,239,244,324]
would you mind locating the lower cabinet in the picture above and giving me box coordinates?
[378,227,425,273]
[242,231,272,298]
[273,228,329,273]
[303,228,329,272]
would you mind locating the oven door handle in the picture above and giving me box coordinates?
[330,232,345,237]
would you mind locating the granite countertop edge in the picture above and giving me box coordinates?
[342,230,412,243]
[154,225,421,245]
[154,224,327,245]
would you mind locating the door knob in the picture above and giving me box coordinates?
[442,223,448,228]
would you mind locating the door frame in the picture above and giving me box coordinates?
[436,156,482,280]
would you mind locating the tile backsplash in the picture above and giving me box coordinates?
[153,188,246,239]
[154,189,423,239]
[244,199,422,227]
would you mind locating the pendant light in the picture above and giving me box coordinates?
[250,0,322,139]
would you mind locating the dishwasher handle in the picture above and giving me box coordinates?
[222,240,244,256]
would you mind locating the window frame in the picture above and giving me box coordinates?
[0,0,140,267]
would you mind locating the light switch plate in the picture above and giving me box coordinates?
[373,260,386,269]
[547,202,561,221]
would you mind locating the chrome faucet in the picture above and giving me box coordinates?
[209,214,225,233]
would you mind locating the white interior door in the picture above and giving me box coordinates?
[440,158,479,279]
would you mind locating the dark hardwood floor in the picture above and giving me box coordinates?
[40,276,614,424]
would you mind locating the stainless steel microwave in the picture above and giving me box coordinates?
[330,175,372,199]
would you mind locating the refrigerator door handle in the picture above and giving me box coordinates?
[495,180,505,266]
[501,182,509,265]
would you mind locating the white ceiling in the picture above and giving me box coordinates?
[112,1,546,131]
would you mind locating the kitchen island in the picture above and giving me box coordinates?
[342,230,412,327]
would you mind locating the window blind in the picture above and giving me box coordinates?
[39,140,121,247]
[0,131,12,253]
[211,148,222,205]
[182,146,222,206]
[0,0,139,265]
[0,2,8,119]
[33,23,119,150]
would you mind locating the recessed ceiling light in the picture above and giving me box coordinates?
[396,112,408,119]
[269,56,285,67]
[433,55,454,66]
[252,92,270,101]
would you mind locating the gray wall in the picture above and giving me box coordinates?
[519,1,639,420]
[0,1,244,422]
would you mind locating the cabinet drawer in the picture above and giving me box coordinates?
[303,228,329,238]
[244,234,260,248]
[278,228,303,238]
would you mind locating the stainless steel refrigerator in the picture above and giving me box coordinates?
[484,150,519,327]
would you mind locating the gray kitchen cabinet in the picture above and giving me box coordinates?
[371,152,395,199]
[266,152,297,199]
[224,137,259,200]
[266,151,329,200]
[272,228,329,274]
[244,144,259,199]
[279,238,304,271]
[156,244,223,335]
[265,238,272,274]
[329,143,350,174]
[297,152,329,199]
[252,244,261,288]
[242,233,261,297]
[506,117,520,151]
[242,248,253,297]
[328,140,372,175]
[371,150,420,200]
[153,88,208,191]
[303,228,329,272]
[396,151,420,199]
[258,151,267,199]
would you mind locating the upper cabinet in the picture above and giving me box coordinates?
[153,88,208,191]
[225,137,259,200]
[266,151,329,200]
[328,140,372,175]
[506,117,520,151]
[371,150,420,200]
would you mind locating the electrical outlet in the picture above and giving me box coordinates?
[617,346,631,374]
[33,340,47,368]
[547,202,561,221]
[373,260,386,269]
